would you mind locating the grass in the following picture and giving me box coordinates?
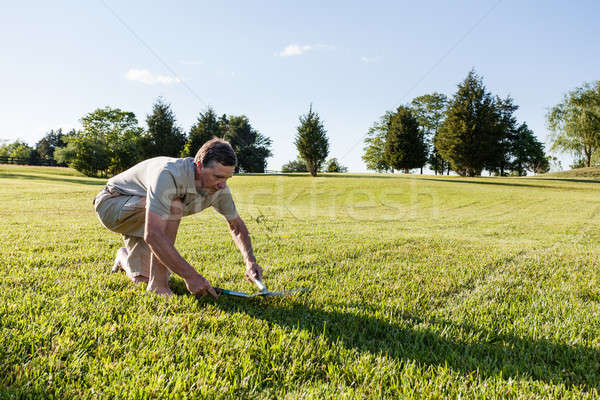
[544,166,600,179]
[1,164,599,399]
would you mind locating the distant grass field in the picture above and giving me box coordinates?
[545,166,600,179]
[1,164,599,399]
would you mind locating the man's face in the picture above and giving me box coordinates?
[197,161,234,194]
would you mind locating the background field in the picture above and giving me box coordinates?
[1,165,599,399]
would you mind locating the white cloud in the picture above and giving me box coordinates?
[278,43,331,57]
[125,69,182,85]
[360,56,380,63]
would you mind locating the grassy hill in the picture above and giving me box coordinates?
[544,166,600,179]
[1,165,599,398]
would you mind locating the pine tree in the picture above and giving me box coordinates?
[183,107,223,157]
[143,97,186,158]
[222,115,272,172]
[435,70,497,176]
[384,106,427,173]
[295,105,329,177]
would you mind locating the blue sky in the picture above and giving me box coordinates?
[1,0,599,171]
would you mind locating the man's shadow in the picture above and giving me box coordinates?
[180,286,599,391]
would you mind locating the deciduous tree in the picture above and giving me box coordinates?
[362,112,393,172]
[281,157,308,173]
[547,81,600,168]
[410,93,449,174]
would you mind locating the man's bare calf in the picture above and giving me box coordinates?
[112,247,149,284]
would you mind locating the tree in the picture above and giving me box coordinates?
[81,107,145,175]
[143,97,186,159]
[362,112,393,172]
[281,158,308,173]
[55,107,143,176]
[510,123,549,175]
[0,140,33,163]
[295,105,329,177]
[436,70,498,176]
[410,93,449,174]
[384,106,427,173]
[547,81,600,168]
[36,129,66,161]
[183,107,224,157]
[484,96,519,176]
[55,133,109,177]
[223,115,272,172]
[325,158,348,173]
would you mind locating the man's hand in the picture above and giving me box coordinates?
[244,260,263,282]
[185,273,219,299]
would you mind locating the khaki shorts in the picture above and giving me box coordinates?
[94,187,150,278]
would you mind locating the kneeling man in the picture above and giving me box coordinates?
[93,138,262,298]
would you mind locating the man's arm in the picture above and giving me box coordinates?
[144,206,218,298]
[227,216,263,282]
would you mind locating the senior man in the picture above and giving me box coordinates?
[93,138,262,298]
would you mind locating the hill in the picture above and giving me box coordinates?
[544,166,600,179]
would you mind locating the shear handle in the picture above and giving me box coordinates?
[253,279,267,292]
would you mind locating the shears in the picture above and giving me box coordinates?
[215,278,309,298]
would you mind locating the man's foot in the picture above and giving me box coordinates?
[146,285,173,296]
[112,247,128,273]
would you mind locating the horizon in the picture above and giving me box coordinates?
[2,1,599,172]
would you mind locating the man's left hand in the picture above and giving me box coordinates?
[244,260,263,282]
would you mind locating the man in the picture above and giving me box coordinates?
[93,138,262,298]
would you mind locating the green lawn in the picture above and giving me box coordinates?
[1,164,599,399]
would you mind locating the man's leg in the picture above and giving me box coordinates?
[115,235,151,283]
[96,192,149,281]
[146,202,182,295]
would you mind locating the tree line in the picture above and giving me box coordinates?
[363,70,551,176]
[4,73,597,177]
[1,98,345,178]
[0,98,273,177]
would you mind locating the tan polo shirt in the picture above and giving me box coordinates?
[106,157,238,220]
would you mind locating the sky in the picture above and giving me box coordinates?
[1,0,599,172]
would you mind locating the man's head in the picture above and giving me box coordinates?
[194,137,237,168]
[194,138,237,194]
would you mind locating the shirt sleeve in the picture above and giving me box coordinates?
[146,169,178,218]
[212,186,239,221]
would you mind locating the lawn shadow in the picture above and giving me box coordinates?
[196,295,600,391]
[0,172,105,186]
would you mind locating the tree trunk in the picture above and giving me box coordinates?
[585,147,592,167]
[404,168,409,174]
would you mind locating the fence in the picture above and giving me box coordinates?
[0,156,65,167]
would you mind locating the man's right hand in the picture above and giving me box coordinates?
[185,273,219,299]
